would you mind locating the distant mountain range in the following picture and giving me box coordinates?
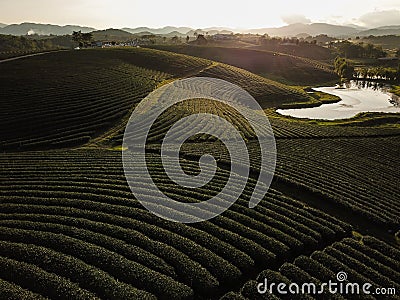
[91,29,135,41]
[122,26,192,35]
[356,25,400,36]
[0,23,95,36]
[1,22,400,37]
[246,23,361,37]
[122,26,236,36]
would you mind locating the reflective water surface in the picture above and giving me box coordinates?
[277,81,400,120]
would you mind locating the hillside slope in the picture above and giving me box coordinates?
[149,45,337,85]
[0,47,312,151]
[0,46,399,300]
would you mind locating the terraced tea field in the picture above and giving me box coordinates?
[0,47,313,151]
[233,236,400,299]
[179,136,400,233]
[0,150,354,299]
[0,48,399,299]
[0,48,209,151]
[149,45,336,85]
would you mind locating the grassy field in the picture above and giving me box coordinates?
[0,48,399,299]
[391,85,400,96]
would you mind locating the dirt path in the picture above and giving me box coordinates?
[0,50,68,63]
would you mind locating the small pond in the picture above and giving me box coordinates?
[276,80,400,120]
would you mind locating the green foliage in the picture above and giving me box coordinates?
[0,256,100,299]
[277,90,341,109]
[390,85,400,96]
[196,63,311,108]
[149,45,337,85]
[275,137,400,227]
[233,237,399,299]
[220,291,247,300]
[0,148,354,298]
[0,43,398,299]
[0,241,156,299]
[0,34,71,59]
[257,36,333,61]
[0,47,324,150]
[334,41,386,59]
[0,278,48,300]
[334,56,355,79]
[0,48,209,151]
[0,226,193,299]
[357,35,400,50]
[72,31,93,47]
[355,66,400,82]
[362,236,400,262]
[293,256,336,282]
[179,135,400,228]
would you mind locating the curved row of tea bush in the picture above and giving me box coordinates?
[236,236,400,300]
[0,48,216,151]
[0,241,157,300]
[178,136,400,227]
[148,45,336,85]
[196,63,311,108]
[0,62,169,150]
[0,149,352,298]
[266,112,400,138]
[275,137,400,227]
[1,47,347,151]
[0,49,63,60]
[107,97,400,149]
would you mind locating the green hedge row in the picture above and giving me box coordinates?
[0,226,193,299]
[0,256,100,300]
[0,213,223,294]
[0,278,48,300]
[233,237,398,300]
[0,240,156,300]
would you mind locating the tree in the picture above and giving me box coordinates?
[195,34,207,45]
[72,31,92,48]
[344,63,355,79]
[72,31,83,46]
[82,33,93,44]
[334,56,354,80]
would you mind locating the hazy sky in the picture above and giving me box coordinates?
[1,0,400,29]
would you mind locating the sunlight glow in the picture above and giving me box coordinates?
[1,0,399,28]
